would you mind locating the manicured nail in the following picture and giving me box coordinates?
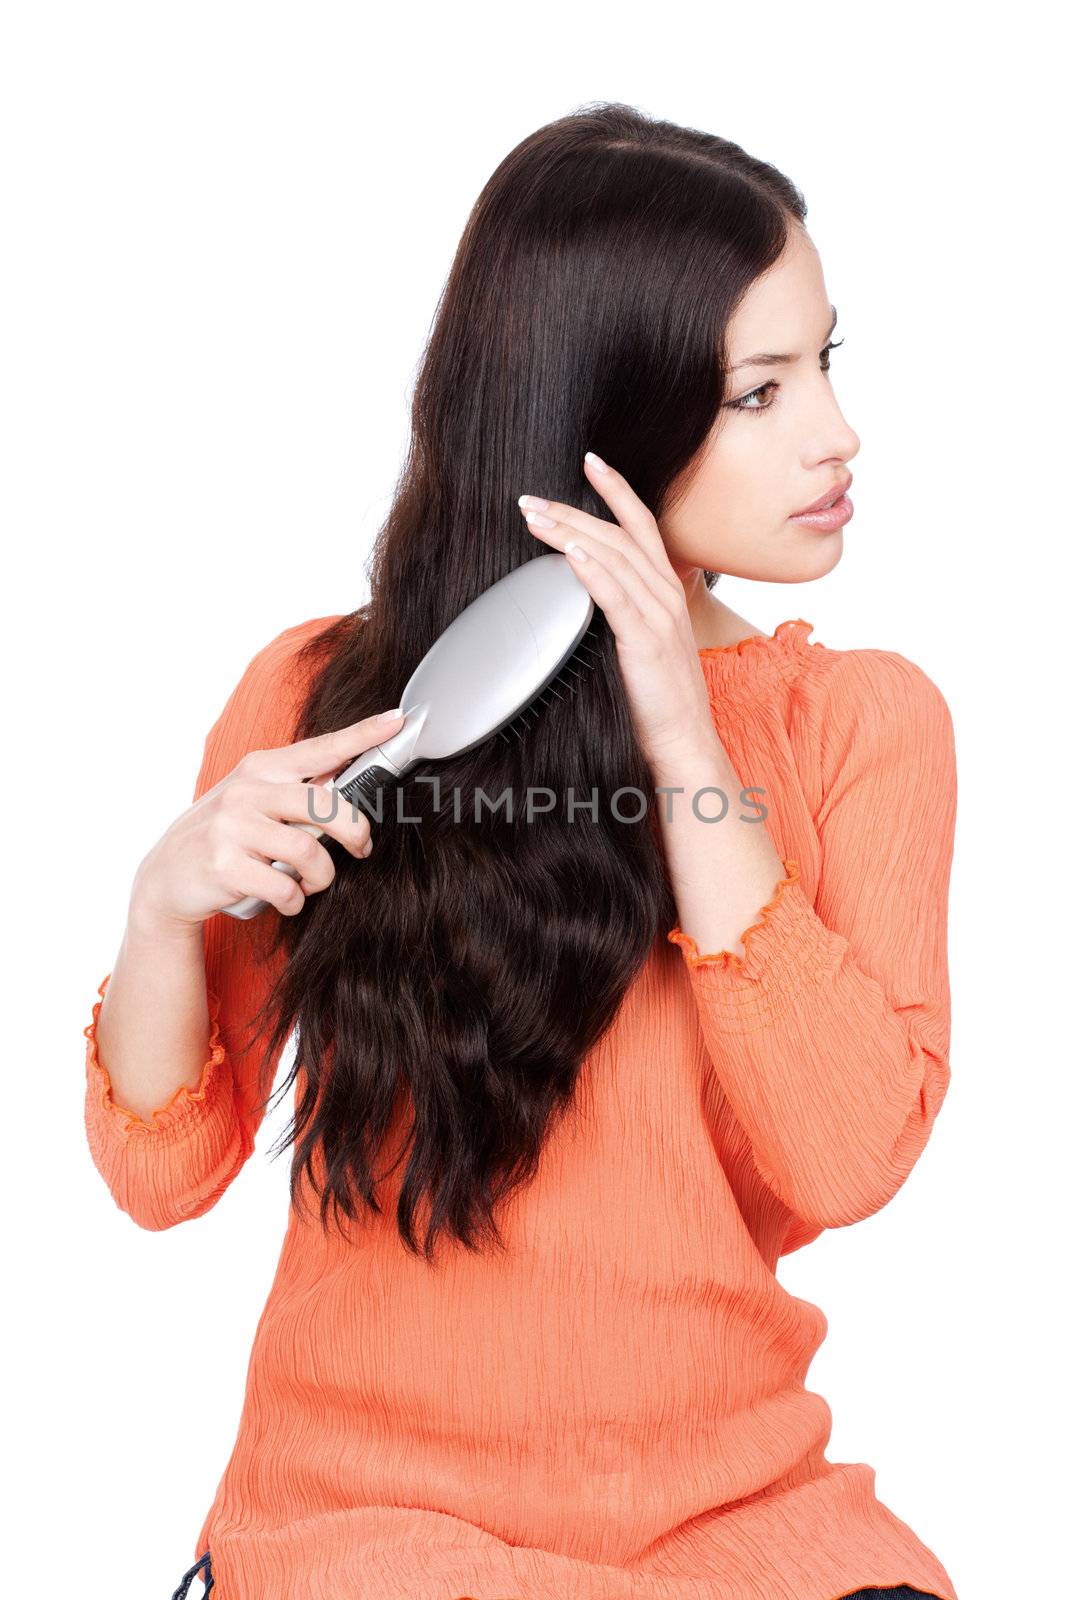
[584,451,608,473]
[564,541,587,562]
[526,511,557,528]
[518,493,550,511]
[380,707,404,719]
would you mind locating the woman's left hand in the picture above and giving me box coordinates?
[519,452,719,773]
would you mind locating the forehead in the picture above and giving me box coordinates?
[727,227,828,349]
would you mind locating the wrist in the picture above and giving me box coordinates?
[127,882,203,948]
[649,729,726,789]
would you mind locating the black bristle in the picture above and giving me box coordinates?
[493,628,601,746]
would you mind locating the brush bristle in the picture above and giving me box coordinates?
[494,630,601,746]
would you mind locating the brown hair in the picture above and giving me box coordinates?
[243,102,807,1261]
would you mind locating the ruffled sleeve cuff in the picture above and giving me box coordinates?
[666,859,840,1031]
[83,971,228,1137]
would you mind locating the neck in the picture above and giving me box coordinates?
[680,570,767,652]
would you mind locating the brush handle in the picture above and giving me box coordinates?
[220,817,330,921]
[219,757,399,921]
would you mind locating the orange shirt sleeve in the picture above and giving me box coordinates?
[668,649,958,1232]
[83,617,341,1230]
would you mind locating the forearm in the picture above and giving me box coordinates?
[653,731,789,958]
[653,686,956,1231]
[93,891,213,1122]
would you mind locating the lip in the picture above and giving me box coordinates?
[790,475,853,517]
[788,493,854,532]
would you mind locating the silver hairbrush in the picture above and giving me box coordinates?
[221,554,597,919]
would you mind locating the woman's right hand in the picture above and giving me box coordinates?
[130,708,406,930]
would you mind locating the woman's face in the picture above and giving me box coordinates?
[660,222,861,585]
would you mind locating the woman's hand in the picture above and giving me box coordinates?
[130,709,406,929]
[518,452,718,773]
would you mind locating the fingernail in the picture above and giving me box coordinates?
[584,451,608,473]
[518,494,550,511]
[380,707,404,719]
[564,541,587,562]
[526,511,557,528]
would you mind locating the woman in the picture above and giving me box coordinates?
[84,103,958,1600]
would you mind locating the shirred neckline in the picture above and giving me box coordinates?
[696,618,822,690]
[696,617,815,658]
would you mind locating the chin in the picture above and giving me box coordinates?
[717,543,844,585]
[776,531,845,581]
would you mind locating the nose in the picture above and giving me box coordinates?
[811,388,861,469]
[837,415,861,464]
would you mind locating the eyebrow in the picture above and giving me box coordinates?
[727,306,838,373]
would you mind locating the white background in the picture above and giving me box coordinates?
[4,4,1062,1596]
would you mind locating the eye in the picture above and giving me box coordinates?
[727,338,845,417]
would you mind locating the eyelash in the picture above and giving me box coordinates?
[728,339,845,417]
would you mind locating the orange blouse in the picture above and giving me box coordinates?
[84,616,959,1600]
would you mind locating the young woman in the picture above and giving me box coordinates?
[84,104,959,1600]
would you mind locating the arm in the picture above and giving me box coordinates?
[83,620,336,1230]
[665,650,958,1232]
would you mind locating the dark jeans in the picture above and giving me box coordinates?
[169,1550,940,1598]
[840,1590,942,1598]
[171,1550,213,1597]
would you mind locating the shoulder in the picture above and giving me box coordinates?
[205,613,348,753]
[817,643,953,725]
[241,613,349,680]
[806,642,956,786]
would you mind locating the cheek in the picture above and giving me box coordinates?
[663,425,784,548]
[706,442,779,517]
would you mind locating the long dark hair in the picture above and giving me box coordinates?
[241,102,807,1262]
